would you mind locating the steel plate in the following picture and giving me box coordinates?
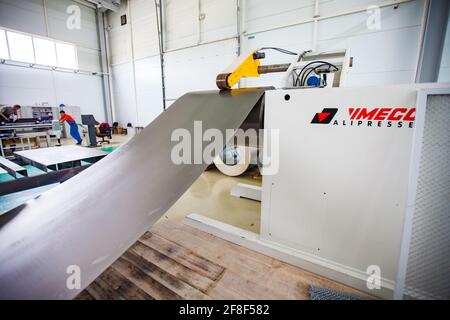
[0,88,266,299]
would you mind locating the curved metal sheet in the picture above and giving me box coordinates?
[0,88,266,299]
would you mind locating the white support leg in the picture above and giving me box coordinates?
[230,183,262,202]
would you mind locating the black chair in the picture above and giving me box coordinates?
[96,123,112,144]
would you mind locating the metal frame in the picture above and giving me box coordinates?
[0,157,27,179]
[96,9,114,124]
[394,87,450,299]
[155,0,167,111]
[415,0,450,83]
[0,165,88,196]
[14,149,107,173]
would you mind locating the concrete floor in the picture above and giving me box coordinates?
[162,167,262,233]
[61,131,130,147]
[61,133,262,233]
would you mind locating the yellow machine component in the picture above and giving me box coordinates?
[216,51,291,90]
[216,51,261,90]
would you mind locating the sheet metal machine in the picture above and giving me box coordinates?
[193,50,450,300]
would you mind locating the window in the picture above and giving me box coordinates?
[7,31,34,63]
[56,42,77,69]
[0,30,9,59]
[0,27,79,70]
[34,37,57,66]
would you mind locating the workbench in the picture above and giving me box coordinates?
[0,123,52,131]
[0,123,54,157]
[14,145,108,172]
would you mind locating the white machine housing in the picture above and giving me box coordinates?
[261,86,417,296]
[187,83,450,299]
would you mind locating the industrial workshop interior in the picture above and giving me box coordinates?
[0,0,449,309]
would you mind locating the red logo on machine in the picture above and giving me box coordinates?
[311,108,338,124]
[311,107,416,128]
[348,108,415,121]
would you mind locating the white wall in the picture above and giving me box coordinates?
[165,39,238,100]
[0,0,106,122]
[163,0,238,101]
[107,0,163,127]
[0,64,105,121]
[242,0,424,87]
[164,0,237,50]
[107,0,447,128]
[107,0,239,125]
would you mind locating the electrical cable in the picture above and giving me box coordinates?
[257,47,298,55]
[301,64,337,87]
[301,68,318,86]
[295,61,338,87]
[298,66,316,86]
[301,64,330,86]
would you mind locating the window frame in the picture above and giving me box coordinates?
[6,30,35,64]
[0,29,11,60]
[55,41,79,70]
[32,36,58,67]
[0,26,79,70]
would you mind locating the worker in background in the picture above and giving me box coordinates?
[0,104,21,123]
[59,110,82,145]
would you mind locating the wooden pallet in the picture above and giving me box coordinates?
[77,220,369,300]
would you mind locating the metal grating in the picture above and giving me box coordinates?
[404,94,450,300]
[309,286,366,300]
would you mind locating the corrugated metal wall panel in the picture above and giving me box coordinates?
[317,1,423,85]
[165,38,237,100]
[130,0,160,59]
[319,0,395,17]
[108,25,133,65]
[107,0,133,65]
[164,0,198,50]
[0,0,47,36]
[241,23,313,88]
[45,0,99,49]
[111,62,138,126]
[244,0,315,34]
[200,0,237,43]
[77,47,101,72]
[134,56,163,126]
